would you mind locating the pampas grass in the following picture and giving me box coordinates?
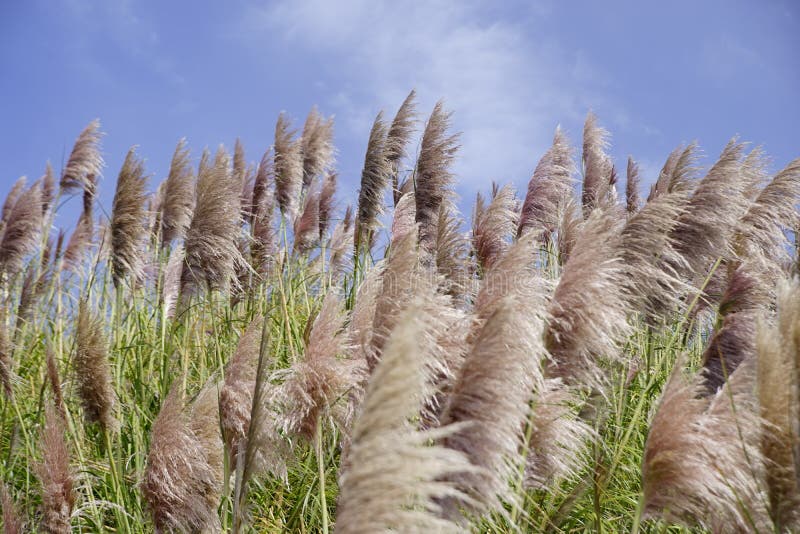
[59,119,103,198]
[110,147,149,286]
[581,112,615,216]
[386,90,418,205]
[293,182,320,254]
[301,107,335,189]
[756,280,800,530]
[73,302,117,432]
[471,184,517,273]
[336,302,477,533]
[220,317,263,469]
[3,100,800,534]
[518,126,575,238]
[670,140,749,280]
[63,209,94,272]
[618,186,690,323]
[440,298,546,518]
[641,358,771,532]
[354,112,390,252]
[733,157,800,276]
[368,229,420,372]
[0,482,23,534]
[546,207,628,387]
[625,156,641,214]
[0,181,41,277]
[433,201,471,299]
[141,382,222,533]
[1,177,26,225]
[181,146,244,297]
[274,113,303,219]
[272,291,362,441]
[36,402,74,534]
[160,138,195,245]
[318,172,337,239]
[415,101,460,250]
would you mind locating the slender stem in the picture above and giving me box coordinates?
[316,420,329,534]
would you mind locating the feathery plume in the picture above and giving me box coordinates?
[415,101,460,250]
[0,482,23,534]
[160,138,195,245]
[1,177,26,224]
[181,146,243,296]
[62,210,94,272]
[348,261,385,374]
[15,266,40,332]
[524,380,594,489]
[110,147,149,286]
[556,198,583,265]
[354,112,390,251]
[41,162,55,216]
[756,280,800,530]
[670,139,749,280]
[433,201,471,299]
[162,244,183,319]
[36,403,74,534]
[240,166,257,228]
[581,112,615,216]
[642,360,771,531]
[391,192,417,245]
[471,184,517,273]
[59,119,103,197]
[647,144,699,201]
[440,295,546,518]
[468,233,539,346]
[274,113,303,219]
[647,147,676,201]
[148,181,165,241]
[188,379,224,524]
[274,292,362,441]
[250,148,273,227]
[618,188,691,323]
[0,182,42,276]
[327,206,353,281]
[518,126,576,238]
[220,317,264,469]
[300,107,335,188]
[625,156,640,214]
[546,207,628,387]
[74,302,117,432]
[318,172,337,239]
[386,90,418,205]
[733,158,800,276]
[46,347,66,420]
[700,263,767,394]
[293,183,320,254]
[141,382,222,533]
[336,302,477,533]
[232,138,247,191]
[251,177,277,278]
[740,146,770,201]
[368,229,419,372]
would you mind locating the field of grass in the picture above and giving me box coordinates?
[1,92,799,533]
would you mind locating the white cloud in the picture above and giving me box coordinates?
[238,0,606,196]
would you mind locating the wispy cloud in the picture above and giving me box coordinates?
[237,0,617,194]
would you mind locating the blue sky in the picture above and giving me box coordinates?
[1,0,798,226]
